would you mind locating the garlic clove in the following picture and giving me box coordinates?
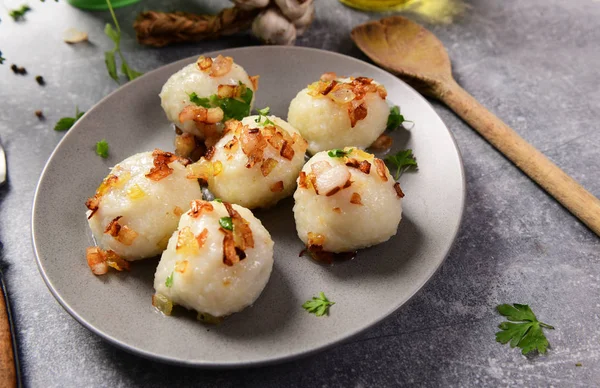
[231,0,270,10]
[252,7,297,45]
[293,2,315,35]
[274,0,313,21]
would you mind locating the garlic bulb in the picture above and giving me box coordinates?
[231,0,270,10]
[293,2,314,35]
[274,0,313,21]
[252,7,297,45]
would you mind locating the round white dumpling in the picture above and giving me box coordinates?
[190,115,308,209]
[293,148,403,254]
[288,75,390,154]
[153,200,274,318]
[160,55,257,138]
[86,150,202,261]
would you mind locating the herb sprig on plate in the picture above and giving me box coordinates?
[104,0,142,83]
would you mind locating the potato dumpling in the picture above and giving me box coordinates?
[160,55,258,143]
[293,147,403,255]
[288,73,390,154]
[187,115,308,209]
[86,150,202,263]
[153,200,274,318]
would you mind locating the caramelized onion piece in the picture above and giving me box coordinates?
[217,84,235,98]
[313,164,351,196]
[332,207,342,214]
[152,294,173,316]
[146,149,181,181]
[240,125,267,168]
[106,250,130,271]
[189,200,214,218]
[321,80,338,96]
[280,141,295,160]
[116,225,138,246]
[370,134,393,151]
[348,102,368,128]
[104,216,122,237]
[174,132,197,158]
[197,56,213,71]
[350,192,363,205]
[374,158,389,182]
[394,182,405,198]
[196,228,209,248]
[249,75,260,90]
[86,247,108,275]
[85,195,100,219]
[320,72,337,82]
[221,228,240,266]
[176,226,199,255]
[175,260,188,273]
[270,181,284,193]
[210,55,233,77]
[223,202,254,250]
[329,87,356,104]
[186,159,213,181]
[298,171,308,188]
[261,158,278,177]
[205,146,216,161]
[377,84,388,99]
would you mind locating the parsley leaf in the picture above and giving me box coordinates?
[213,198,223,203]
[54,107,84,131]
[9,5,31,21]
[495,303,554,355]
[103,0,142,84]
[188,92,211,108]
[0,51,5,64]
[385,149,418,180]
[188,83,253,121]
[328,148,352,158]
[302,292,335,317]
[219,217,233,231]
[165,272,174,288]
[95,139,109,158]
[386,105,413,131]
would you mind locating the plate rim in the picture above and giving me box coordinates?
[31,46,466,368]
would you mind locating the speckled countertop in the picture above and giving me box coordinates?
[1,0,599,386]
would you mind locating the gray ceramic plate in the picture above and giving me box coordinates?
[32,46,465,367]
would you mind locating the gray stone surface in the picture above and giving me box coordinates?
[0,0,598,386]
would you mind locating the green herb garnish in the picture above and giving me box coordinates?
[255,106,275,126]
[214,198,223,203]
[219,216,233,231]
[0,51,5,64]
[327,148,352,158]
[385,149,417,180]
[104,0,142,83]
[9,5,31,21]
[495,303,554,355]
[386,105,413,131]
[54,107,84,131]
[165,272,174,288]
[302,292,335,317]
[188,82,253,121]
[95,139,109,158]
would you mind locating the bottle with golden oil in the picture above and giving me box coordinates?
[339,0,465,24]
[339,0,413,11]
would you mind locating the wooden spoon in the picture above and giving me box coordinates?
[352,16,600,237]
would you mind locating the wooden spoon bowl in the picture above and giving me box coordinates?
[352,16,600,237]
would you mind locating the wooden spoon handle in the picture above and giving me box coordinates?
[0,288,16,388]
[441,79,600,236]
